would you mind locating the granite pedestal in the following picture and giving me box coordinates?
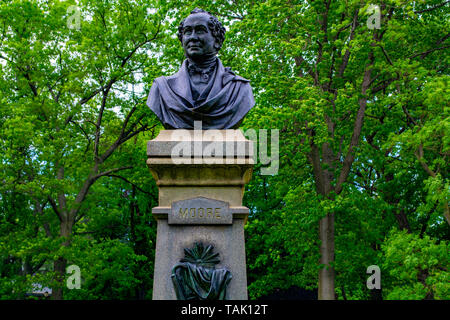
[147,129,254,300]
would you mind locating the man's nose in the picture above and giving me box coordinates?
[187,31,200,41]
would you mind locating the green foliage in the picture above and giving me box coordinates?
[1,0,449,300]
[382,230,449,300]
[0,0,163,299]
[63,238,149,300]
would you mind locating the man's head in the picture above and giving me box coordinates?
[178,9,226,60]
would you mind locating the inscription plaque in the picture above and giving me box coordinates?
[169,197,232,225]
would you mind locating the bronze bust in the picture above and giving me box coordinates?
[146,8,255,129]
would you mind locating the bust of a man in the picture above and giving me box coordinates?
[146,8,255,129]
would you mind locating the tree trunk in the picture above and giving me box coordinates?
[52,258,66,300]
[51,217,73,300]
[310,142,337,300]
[318,212,335,300]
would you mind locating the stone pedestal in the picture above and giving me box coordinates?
[147,129,253,300]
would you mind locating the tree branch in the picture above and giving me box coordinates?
[92,166,134,181]
[410,44,450,60]
[335,52,373,194]
[99,123,156,164]
[33,199,52,238]
[78,88,102,105]
[48,196,63,223]
[104,174,155,198]
[69,166,133,220]
[414,1,450,13]
[414,144,436,178]
[402,105,419,126]
[94,84,114,160]
[120,21,161,68]
[92,22,161,162]
[379,44,393,65]
[69,119,92,155]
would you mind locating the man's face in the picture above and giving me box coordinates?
[182,13,217,59]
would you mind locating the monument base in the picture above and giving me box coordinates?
[147,130,254,300]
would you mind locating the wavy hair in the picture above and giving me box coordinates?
[177,8,226,51]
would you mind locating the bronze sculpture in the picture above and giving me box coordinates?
[171,242,232,300]
[146,8,255,129]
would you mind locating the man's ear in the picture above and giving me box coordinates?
[214,40,221,51]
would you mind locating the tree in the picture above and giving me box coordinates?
[0,0,165,299]
[382,230,449,299]
[190,0,449,299]
[1,0,448,300]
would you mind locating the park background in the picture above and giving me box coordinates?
[0,0,448,300]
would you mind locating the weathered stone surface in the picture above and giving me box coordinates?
[152,219,248,300]
[152,201,249,225]
[170,197,231,225]
[146,129,254,159]
[158,186,244,207]
[147,129,253,300]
